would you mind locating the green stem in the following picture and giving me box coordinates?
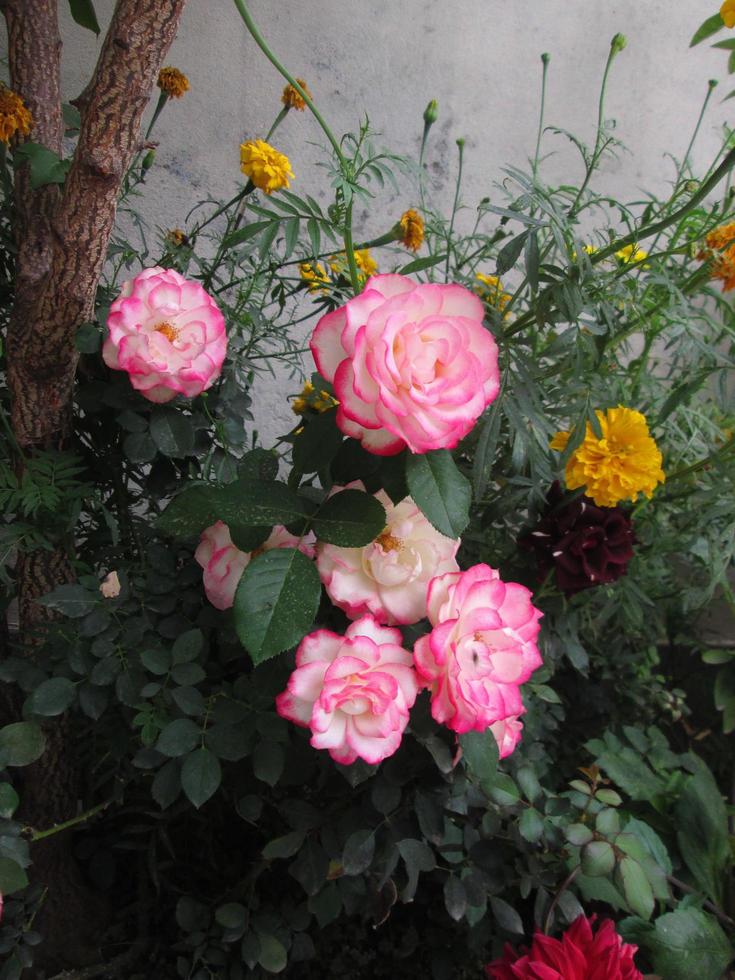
[28,800,109,842]
[679,79,717,184]
[266,105,289,142]
[231,0,360,293]
[445,139,464,281]
[533,54,550,179]
[145,90,168,141]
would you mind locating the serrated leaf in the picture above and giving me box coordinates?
[629,908,733,980]
[13,142,70,189]
[156,718,201,757]
[37,583,98,619]
[581,840,616,876]
[233,548,321,664]
[0,857,28,895]
[311,489,386,546]
[151,758,181,810]
[263,831,306,860]
[181,747,221,808]
[0,721,45,767]
[489,895,524,934]
[405,449,470,538]
[675,763,730,905]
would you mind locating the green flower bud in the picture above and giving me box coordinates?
[610,33,627,54]
[423,99,438,126]
[541,52,550,66]
[141,149,156,173]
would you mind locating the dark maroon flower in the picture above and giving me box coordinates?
[519,482,635,596]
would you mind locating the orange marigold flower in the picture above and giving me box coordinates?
[551,406,665,507]
[282,78,312,111]
[700,222,735,290]
[399,209,424,251]
[240,139,294,195]
[0,83,33,144]
[158,67,189,99]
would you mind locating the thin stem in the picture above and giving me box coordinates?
[28,800,109,842]
[265,105,289,142]
[445,139,464,281]
[544,866,581,934]
[679,79,717,185]
[533,54,550,179]
[231,0,360,293]
[144,90,167,141]
[667,875,735,928]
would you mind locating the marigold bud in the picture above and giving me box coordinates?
[423,99,438,126]
[610,33,627,54]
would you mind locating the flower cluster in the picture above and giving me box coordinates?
[0,83,33,144]
[475,272,512,317]
[311,273,500,454]
[239,139,294,195]
[519,482,635,596]
[701,221,735,291]
[299,261,330,294]
[103,266,227,403]
[329,248,379,284]
[551,406,664,507]
[615,243,648,265]
[195,521,316,610]
[157,67,189,99]
[486,915,643,980]
[291,380,339,415]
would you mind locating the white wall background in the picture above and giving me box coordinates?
[10,0,733,439]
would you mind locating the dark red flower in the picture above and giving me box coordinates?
[485,915,643,979]
[519,482,635,596]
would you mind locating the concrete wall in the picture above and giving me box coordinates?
[9,0,733,439]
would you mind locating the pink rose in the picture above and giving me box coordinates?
[275,615,420,765]
[310,273,499,455]
[413,564,542,753]
[195,521,316,610]
[317,482,460,625]
[103,266,227,403]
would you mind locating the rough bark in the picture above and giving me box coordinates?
[1,0,187,968]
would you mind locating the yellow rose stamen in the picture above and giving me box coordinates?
[376,530,402,552]
[155,321,178,342]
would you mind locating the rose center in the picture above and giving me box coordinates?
[155,321,178,342]
[376,529,402,552]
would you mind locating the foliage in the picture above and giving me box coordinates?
[0,4,734,977]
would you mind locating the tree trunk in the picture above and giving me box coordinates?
[1,0,188,968]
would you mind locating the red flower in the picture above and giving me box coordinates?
[485,915,643,980]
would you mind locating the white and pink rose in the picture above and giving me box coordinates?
[275,615,420,765]
[310,273,499,455]
[195,521,316,611]
[413,564,542,756]
[316,482,460,625]
[103,266,227,403]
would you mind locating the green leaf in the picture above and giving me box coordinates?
[37,583,98,619]
[459,729,499,784]
[292,411,344,474]
[0,721,46,767]
[150,409,195,458]
[222,220,272,250]
[0,784,20,818]
[151,759,181,809]
[0,857,28,895]
[181,747,221,808]
[257,933,288,974]
[67,0,101,34]
[566,823,594,846]
[525,231,540,293]
[690,13,725,47]
[518,808,544,843]
[675,763,731,905]
[75,321,101,353]
[233,548,321,665]
[172,628,203,664]
[311,489,386,546]
[238,448,279,482]
[397,839,435,902]
[13,142,70,189]
[496,231,529,276]
[25,677,76,716]
[581,840,616,876]
[398,253,446,275]
[252,739,284,786]
[489,895,524,934]
[618,856,654,920]
[263,831,306,860]
[157,479,306,539]
[156,718,201,757]
[632,908,733,980]
[444,875,467,921]
[342,829,375,875]
[405,449,470,538]
[215,902,246,930]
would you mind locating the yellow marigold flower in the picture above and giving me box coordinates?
[615,243,648,266]
[157,67,189,99]
[292,380,338,414]
[166,228,188,247]
[240,139,294,195]
[399,209,424,252]
[299,261,329,294]
[721,0,735,28]
[551,406,665,507]
[330,249,378,283]
[475,273,512,317]
[282,78,312,111]
[0,83,33,144]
